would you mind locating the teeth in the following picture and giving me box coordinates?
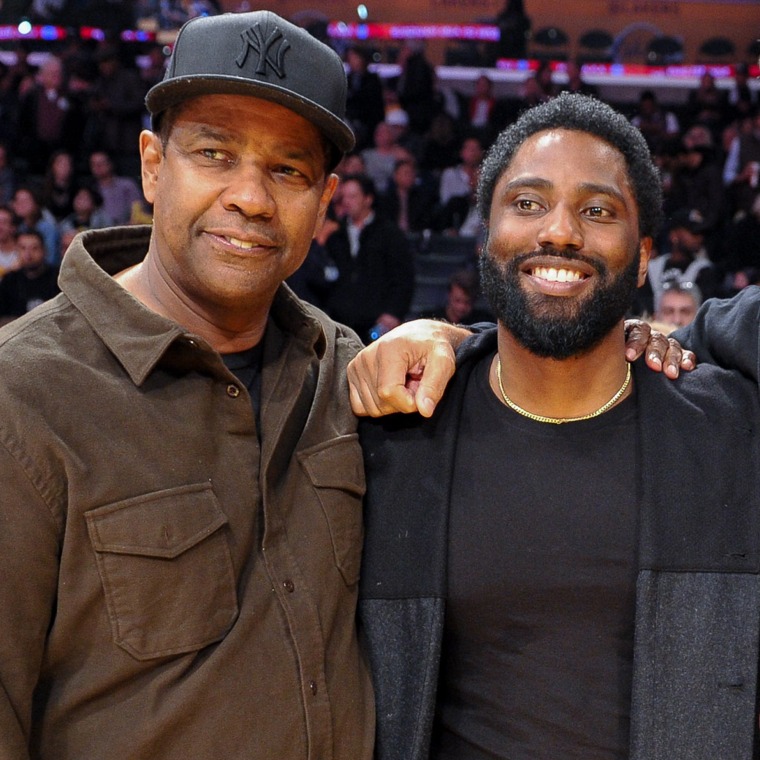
[226,236,255,250]
[532,266,584,283]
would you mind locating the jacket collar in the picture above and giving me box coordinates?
[59,226,327,385]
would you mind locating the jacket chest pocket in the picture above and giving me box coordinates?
[85,483,239,661]
[298,435,366,586]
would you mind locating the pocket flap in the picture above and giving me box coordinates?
[86,483,227,559]
[298,435,366,495]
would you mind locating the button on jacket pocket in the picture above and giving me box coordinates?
[299,435,366,586]
[85,483,239,661]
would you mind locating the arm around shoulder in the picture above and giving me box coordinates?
[674,288,760,381]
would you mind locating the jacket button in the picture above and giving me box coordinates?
[226,384,240,398]
[309,680,318,696]
[283,579,295,593]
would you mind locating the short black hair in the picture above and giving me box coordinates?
[17,228,44,248]
[342,173,376,199]
[477,93,663,239]
[449,269,479,298]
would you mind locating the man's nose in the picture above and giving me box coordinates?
[220,163,276,218]
[536,204,583,250]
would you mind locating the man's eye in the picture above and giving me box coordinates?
[199,148,228,161]
[515,198,540,211]
[276,165,304,178]
[585,206,612,218]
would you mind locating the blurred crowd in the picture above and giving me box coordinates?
[0,19,757,338]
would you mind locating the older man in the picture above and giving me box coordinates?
[0,12,371,760]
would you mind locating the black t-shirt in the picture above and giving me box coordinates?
[433,353,638,759]
[222,343,263,432]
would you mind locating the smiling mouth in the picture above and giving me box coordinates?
[225,235,260,250]
[528,265,588,283]
[210,232,278,252]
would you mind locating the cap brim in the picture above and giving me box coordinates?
[146,74,355,155]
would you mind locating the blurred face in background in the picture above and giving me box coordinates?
[17,232,45,269]
[656,289,699,328]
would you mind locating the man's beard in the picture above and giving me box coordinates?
[479,243,641,359]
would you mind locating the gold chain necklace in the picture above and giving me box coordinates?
[496,357,632,425]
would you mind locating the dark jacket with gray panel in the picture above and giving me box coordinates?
[358,302,760,760]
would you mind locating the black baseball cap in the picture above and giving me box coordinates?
[146,11,355,155]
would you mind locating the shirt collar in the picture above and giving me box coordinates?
[59,226,328,384]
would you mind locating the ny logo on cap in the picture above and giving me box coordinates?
[237,23,291,78]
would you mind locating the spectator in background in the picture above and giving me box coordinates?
[324,173,414,341]
[419,269,492,324]
[15,55,80,176]
[727,62,757,123]
[439,136,483,207]
[385,107,425,161]
[435,165,482,238]
[337,152,366,177]
[723,107,760,219]
[493,0,531,61]
[687,71,728,138]
[630,89,680,153]
[667,137,725,251]
[654,282,702,330]
[11,185,60,266]
[394,39,437,135]
[466,75,497,141]
[139,42,168,93]
[536,60,559,100]
[719,192,760,285]
[420,111,462,176]
[645,208,719,315]
[0,41,37,130]
[58,226,78,261]
[0,141,16,205]
[377,157,437,233]
[0,205,19,279]
[681,122,715,151]
[361,121,409,194]
[88,150,142,226]
[728,266,760,293]
[521,63,557,108]
[65,52,98,159]
[41,149,77,222]
[0,229,59,324]
[561,59,599,98]
[345,45,385,151]
[59,182,113,235]
[87,45,145,178]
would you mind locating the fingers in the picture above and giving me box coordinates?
[347,349,414,417]
[643,330,670,372]
[624,319,695,379]
[413,343,457,418]
[346,320,464,417]
[624,319,652,362]
[662,339,696,379]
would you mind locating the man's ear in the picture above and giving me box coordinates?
[140,130,163,206]
[313,173,339,238]
[637,236,652,286]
